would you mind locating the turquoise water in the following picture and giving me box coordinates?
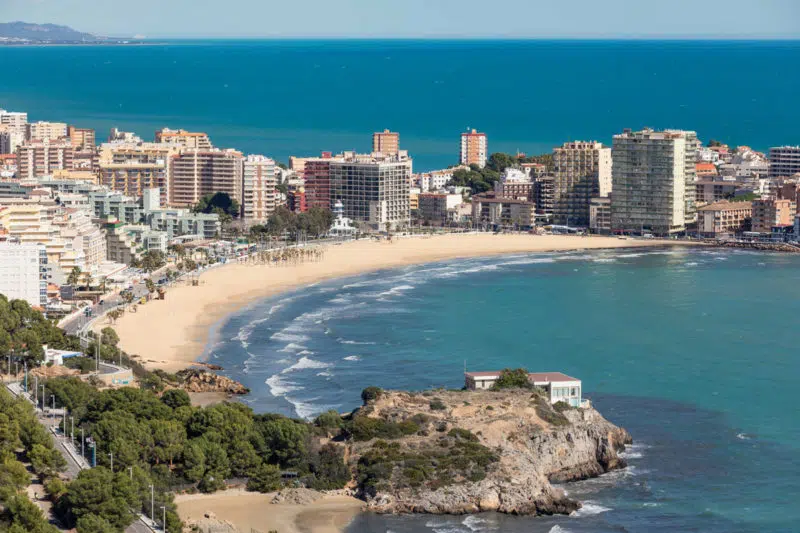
[206,248,800,532]
[1,40,799,170]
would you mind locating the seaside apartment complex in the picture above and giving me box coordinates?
[26,121,68,142]
[551,141,612,226]
[155,128,213,150]
[242,154,278,222]
[0,242,48,307]
[329,151,412,231]
[372,130,400,155]
[16,139,75,179]
[168,149,244,208]
[460,129,487,168]
[610,129,689,235]
[768,146,800,179]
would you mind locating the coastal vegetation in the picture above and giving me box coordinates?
[0,295,77,366]
[447,152,553,194]
[249,206,335,239]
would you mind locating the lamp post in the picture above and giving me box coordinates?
[161,506,166,532]
[128,466,133,480]
[149,485,154,523]
[70,417,74,448]
[108,452,113,472]
[80,428,84,460]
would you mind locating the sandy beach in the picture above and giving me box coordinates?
[111,233,697,372]
[176,489,364,533]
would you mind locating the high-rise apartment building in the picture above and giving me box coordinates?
[329,151,412,231]
[242,155,277,222]
[155,128,213,150]
[372,129,400,155]
[26,121,68,142]
[610,129,688,235]
[16,139,75,179]
[68,126,96,151]
[460,129,487,168]
[551,141,612,226]
[665,130,700,225]
[0,242,48,307]
[0,126,25,155]
[98,143,177,205]
[169,149,244,209]
[768,146,800,179]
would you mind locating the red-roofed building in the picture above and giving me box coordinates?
[696,162,718,178]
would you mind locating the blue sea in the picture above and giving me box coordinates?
[204,248,800,533]
[1,39,799,170]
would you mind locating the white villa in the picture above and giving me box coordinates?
[464,370,584,407]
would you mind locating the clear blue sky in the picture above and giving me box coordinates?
[2,0,799,39]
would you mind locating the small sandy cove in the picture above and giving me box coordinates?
[175,489,364,533]
[111,233,697,372]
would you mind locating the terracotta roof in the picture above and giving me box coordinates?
[465,371,579,383]
[698,200,752,212]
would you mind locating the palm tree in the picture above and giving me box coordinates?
[67,267,81,287]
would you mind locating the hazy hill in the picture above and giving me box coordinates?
[0,21,101,42]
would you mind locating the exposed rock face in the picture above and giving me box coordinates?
[349,389,631,516]
[271,488,324,505]
[177,369,249,395]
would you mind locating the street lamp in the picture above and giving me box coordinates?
[108,452,113,472]
[149,485,155,523]
[161,506,166,532]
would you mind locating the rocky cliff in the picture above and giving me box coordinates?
[347,389,631,516]
[176,369,250,395]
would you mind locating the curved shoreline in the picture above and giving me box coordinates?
[111,234,703,372]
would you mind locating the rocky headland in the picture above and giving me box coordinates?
[176,369,249,395]
[345,388,631,516]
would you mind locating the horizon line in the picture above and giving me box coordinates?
[130,35,800,41]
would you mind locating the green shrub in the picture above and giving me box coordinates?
[447,428,478,442]
[247,463,281,493]
[492,368,531,389]
[553,401,573,413]
[349,416,419,441]
[534,399,570,426]
[361,387,383,405]
[429,399,447,411]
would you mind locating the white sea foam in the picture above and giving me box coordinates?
[737,432,752,440]
[548,526,572,533]
[278,342,308,353]
[684,262,699,267]
[337,338,376,345]
[571,502,612,517]
[377,284,416,297]
[281,356,331,373]
[316,371,333,377]
[343,355,361,361]
[592,258,616,263]
[499,257,556,266]
[271,331,310,343]
[620,450,643,459]
[462,515,496,531]
[265,374,303,396]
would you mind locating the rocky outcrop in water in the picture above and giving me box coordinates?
[347,389,631,516]
[176,369,249,395]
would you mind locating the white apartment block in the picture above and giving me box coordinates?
[0,109,28,129]
[611,129,688,235]
[0,242,47,307]
[551,141,612,226]
[416,166,467,192]
[26,121,68,142]
[243,154,277,222]
[330,151,412,231]
[664,130,700,225]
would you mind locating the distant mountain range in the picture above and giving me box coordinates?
[0,22,115,44]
